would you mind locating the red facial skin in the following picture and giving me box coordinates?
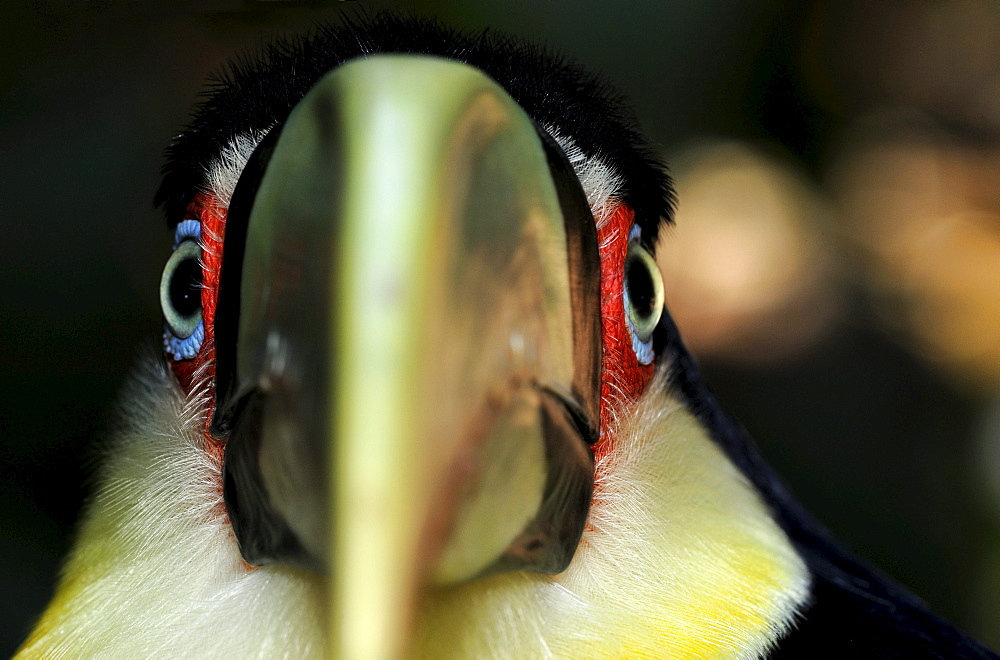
[166,194,655,486]
[593,203,657,461]
[170,193,227,462]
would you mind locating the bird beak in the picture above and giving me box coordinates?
[210,55,601,657]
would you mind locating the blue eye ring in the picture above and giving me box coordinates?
[163,320,205,361]
[173,218,201,247]
[622,225,664,365]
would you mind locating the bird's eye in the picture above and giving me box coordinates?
[160,220,204,360]
[623,236,664,365]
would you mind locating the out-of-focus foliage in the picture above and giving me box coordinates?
[659,141,842,365]
[658,0,1000,647]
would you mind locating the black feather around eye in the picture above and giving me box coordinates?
[154,13,675,239]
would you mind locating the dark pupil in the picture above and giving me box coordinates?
[626,254,654,319]
[170,258,202,318]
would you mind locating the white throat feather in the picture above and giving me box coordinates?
[21,359,808,659]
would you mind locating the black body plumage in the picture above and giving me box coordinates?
[657,315,997,658]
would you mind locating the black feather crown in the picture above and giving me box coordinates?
[155,13,674,239]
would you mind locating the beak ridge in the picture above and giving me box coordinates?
[214,55,602,658]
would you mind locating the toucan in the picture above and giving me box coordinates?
[18,15,997,659]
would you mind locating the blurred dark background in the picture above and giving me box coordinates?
[2,0,998,654]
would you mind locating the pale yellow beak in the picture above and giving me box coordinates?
[215,55,602,658]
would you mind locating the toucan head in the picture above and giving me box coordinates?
[23,15,809,659]
[155,16,682,653]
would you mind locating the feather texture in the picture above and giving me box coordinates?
[18,354,324,658]
[415,369,809,658]
[19,359,808,658]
